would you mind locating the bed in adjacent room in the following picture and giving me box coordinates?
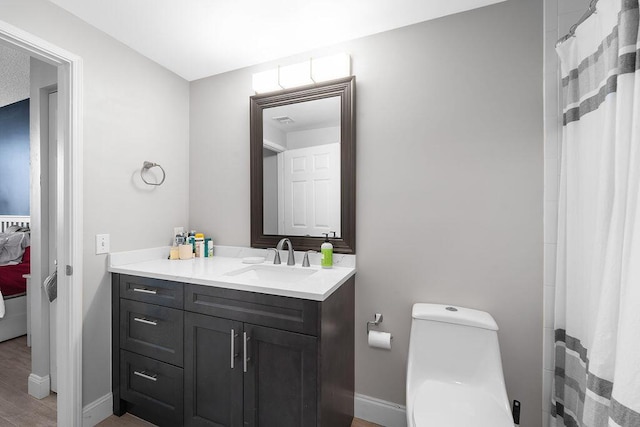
[0,216,31,342]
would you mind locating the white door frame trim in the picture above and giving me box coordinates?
[0,20,83,426]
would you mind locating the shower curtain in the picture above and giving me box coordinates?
[552,0,640,426]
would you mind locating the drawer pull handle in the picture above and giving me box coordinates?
[133,371,157,382]
[133,317,157,326]
[230,329,239,369]
[133,287,157,295]
[243,332,251,373]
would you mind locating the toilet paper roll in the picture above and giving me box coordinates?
[368,330,392,350]
[179,244,193,260]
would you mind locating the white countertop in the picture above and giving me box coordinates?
[108,246,356,301]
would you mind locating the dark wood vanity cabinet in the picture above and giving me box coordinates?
[112,273,355,427]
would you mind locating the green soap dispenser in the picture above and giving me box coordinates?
[321,232,333,269]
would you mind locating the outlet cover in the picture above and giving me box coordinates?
[96,234,110,254]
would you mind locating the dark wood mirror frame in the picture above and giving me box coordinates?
[250,76,356,254]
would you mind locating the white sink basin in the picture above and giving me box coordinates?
[224,264,318,284]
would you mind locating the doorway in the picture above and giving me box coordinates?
[0,20,83,426]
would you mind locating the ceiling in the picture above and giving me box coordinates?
[47,0,506,82]
[264,96,340,133]
[0,44,30,108]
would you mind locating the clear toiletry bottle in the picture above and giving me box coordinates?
[321,232,333,269]
[195,233,205,258]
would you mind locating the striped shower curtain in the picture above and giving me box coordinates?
[552,0,640,426]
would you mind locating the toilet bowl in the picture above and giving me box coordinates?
[406,303,514,427]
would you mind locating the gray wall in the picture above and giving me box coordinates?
[287,126,339,150]
[190,0,543,425]
[0,0,190,406]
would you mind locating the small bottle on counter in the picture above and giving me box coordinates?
[169,245,179,260]
[321,232,333,269]
[195,233,205,258]
[204,238,212,258]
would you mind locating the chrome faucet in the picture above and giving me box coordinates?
[276,238,296,266]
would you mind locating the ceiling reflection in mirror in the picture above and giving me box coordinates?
[262,96,341,238]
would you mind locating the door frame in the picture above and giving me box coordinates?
[0,20,84,426]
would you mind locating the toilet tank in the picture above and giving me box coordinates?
[406,304,508,403]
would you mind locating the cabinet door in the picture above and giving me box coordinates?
[243,324,318,427]
[185,312,243,427]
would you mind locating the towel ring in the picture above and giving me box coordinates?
[141,161,166,186]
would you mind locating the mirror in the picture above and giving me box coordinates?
[250,76,355,254]
[262,96,341,237]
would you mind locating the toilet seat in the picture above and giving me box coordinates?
[411,380,514,427]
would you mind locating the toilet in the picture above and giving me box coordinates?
[406,303,514,427]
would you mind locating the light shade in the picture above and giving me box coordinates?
[279,60,313,89]
[311,53,351,82]
[252,53,351,94]
[252,68,282,94]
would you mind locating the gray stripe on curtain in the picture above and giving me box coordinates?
[553,330,640,426]
[587,372,613,399]
[560,0,639,125]
[561,0,639,92]
[553,401,581,427]
[611,398,640,427]
[561,30,618,104]
[563,50,640,124]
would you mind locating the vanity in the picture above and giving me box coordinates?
[111,76,357,426]
[110,249,355,427]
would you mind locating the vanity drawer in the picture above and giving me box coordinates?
[120,350,183,427]
[185,284,319,336]
[119,274,183,309]
[120,299,184,366]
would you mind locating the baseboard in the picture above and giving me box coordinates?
[27,373,50,399]
[79,391,403,426]
[355,393,407,427]
[82,392,113,427]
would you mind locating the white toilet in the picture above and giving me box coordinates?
[406,303,515,427]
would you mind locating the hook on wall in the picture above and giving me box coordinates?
[140,161,166,186]
[366,313,384,335]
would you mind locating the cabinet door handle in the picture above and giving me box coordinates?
[230,329,239,369]
[133,287,157,295]
[243,332,251,373]
[133,371,157,382]
[133,317,157,326]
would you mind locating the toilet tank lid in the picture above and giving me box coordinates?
[412,303,499,331]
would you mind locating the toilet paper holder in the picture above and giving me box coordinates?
[367,313,387,336]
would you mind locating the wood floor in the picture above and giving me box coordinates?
[0,335,57,426]
[0,336,380,427]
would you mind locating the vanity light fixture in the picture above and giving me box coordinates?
[252,68,281,94]
[311,52,351,82]
[252,53,351,94]
[279,61,314,89]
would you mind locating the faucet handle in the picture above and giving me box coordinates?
[302,250,316,267]
[267,248,281,265]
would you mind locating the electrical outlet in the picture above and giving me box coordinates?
[96,234,110,254]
